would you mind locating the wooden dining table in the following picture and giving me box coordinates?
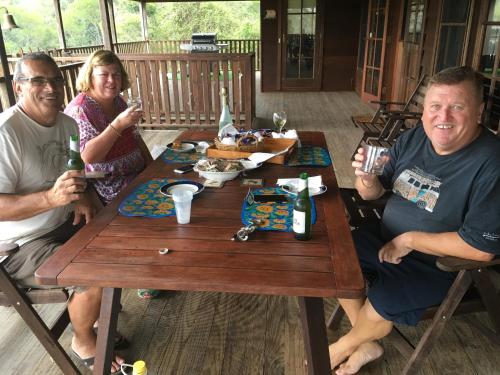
[36,130,364,375]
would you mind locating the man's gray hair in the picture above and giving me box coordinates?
[13,52,60,81]
[429,66,484,104]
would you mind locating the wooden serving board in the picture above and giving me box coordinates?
[206,138,297,164]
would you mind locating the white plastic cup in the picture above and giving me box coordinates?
[172,190,193,224]
[361,145,389,175]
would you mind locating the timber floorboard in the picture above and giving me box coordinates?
[2,291,500,374]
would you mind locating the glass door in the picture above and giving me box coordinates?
[361,0,389,102]
[281,0,323,90]
[400,0,426,100]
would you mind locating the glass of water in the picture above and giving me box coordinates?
[127,96,143,134]
[127,96,143,112]
[361,145,390,175]
[273,111,287,133]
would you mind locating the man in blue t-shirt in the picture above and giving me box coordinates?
[329,66,500,375]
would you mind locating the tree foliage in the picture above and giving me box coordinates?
[2,0,260,54]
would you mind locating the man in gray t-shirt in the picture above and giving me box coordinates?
[329,66,500,374]
[0,53,124,373]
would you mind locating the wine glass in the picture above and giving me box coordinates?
[273,111,287,133]
[127,96,143,134]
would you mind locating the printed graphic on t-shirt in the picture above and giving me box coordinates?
[393,167,441,212]
[37,140,68,188]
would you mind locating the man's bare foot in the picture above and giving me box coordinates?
[329,339,354,370]
[335,341,384,375]
[71,336,124,373]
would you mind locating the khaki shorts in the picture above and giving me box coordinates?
[3,215,86,292]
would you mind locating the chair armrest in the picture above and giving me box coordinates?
[436,256,500,272]
[0,242,19,257]
[371,100,406,106]
[385,110,422,118]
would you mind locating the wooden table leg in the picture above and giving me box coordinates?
[299,296,331,375]
[93,287,122,375]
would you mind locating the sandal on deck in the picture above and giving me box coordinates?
[71,327,129,350]
[110,333,129,350]
[94,329,129,350]
[71,348,122,375]
[71,348,94,368]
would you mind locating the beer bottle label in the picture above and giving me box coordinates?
[70,139,79,152]
[293,210,306,234]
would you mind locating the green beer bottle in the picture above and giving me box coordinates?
[67,134,85,171]
[293,172,312,241]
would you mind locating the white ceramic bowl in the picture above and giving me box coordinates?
[194,167,241,182]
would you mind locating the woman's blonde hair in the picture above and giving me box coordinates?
[76,49,130,92]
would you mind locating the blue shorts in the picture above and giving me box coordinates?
[353,227,457,326]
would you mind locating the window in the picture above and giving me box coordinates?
[479,0,500,132]
[285,0,317,79]
[434,0,471,72]
[404,0,425,44]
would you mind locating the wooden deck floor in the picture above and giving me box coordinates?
[2,83,499,375]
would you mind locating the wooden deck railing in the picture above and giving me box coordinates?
[59,62,84,106]
[39,39,261,71]
[4,53,255,129]
[119,53,255,129]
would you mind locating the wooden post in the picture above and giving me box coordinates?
[53,0,67,50]
[0,27,15,106]
[98,0,114,51]
[140,1,149,53]
[107,0,117,48]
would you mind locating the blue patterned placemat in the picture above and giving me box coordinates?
[241,187,316,232]
[119,178,177,217]
[160,149,204,164]
[286,146,332,167]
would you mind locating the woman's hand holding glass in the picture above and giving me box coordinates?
[112,106,144,134]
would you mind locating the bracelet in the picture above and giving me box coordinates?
[109,124,122,137]
[360,178,375,188]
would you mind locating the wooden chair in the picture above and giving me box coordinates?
[339,188,390,228]
[350,76,428,160]
[332,190,500,375]
[351,75,429,138]
[351,116,419,160]
[0,242,80,375]
[327,256,500,375]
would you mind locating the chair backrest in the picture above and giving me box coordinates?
[403,75,429,114]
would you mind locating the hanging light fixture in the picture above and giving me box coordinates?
[0,7,19,30]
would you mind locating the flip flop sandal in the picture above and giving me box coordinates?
[71,348,122,375]
[111,333,129,351]
[70,327,129,350]
[93,328,129,350]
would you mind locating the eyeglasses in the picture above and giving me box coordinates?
[17,76,66,87]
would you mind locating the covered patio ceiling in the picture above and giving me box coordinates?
[129,0,256,2]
